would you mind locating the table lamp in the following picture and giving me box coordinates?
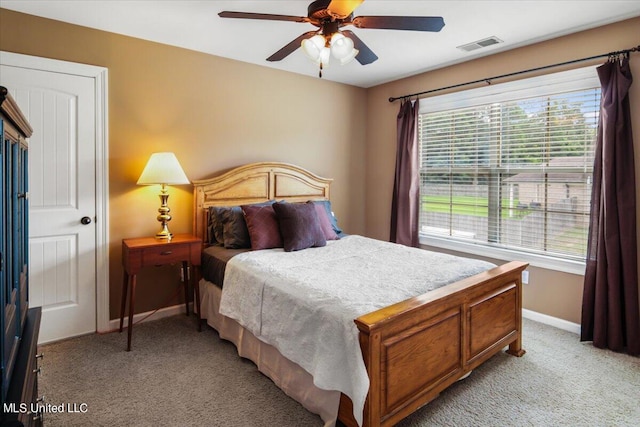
[137,152,190,239]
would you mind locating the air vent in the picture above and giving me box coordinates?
[457,36,503,52]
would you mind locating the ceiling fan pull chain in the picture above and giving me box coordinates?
[319,62,323,78]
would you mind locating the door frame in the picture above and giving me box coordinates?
[0,51,110,334]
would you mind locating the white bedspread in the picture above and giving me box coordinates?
[219,235,495,426]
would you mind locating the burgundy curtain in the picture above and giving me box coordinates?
[390,98,420,247]
[581,56,640,356]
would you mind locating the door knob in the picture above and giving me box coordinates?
[80,216,92,225]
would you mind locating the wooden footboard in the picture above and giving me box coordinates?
[338,261,528,427]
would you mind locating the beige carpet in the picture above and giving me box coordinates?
[38,315,639,427]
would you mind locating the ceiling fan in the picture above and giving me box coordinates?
[218,0,445,76]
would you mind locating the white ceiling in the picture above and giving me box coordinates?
[2,0,640,88]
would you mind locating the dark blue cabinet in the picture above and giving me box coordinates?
[1,86,41,426]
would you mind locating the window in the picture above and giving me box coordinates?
[418,67,600,274]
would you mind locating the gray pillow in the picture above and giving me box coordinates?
[219,206,251,249]
[208,206,225,246]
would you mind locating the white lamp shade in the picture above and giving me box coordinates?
[137,152,190,185]
[319,47,331,66]
[329,33,358,64]
[330,33,352,59]
[339,47,359,65]
[301,34,326,62]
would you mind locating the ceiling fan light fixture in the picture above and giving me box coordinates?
[220,1,446,71]
[301,34,326,61]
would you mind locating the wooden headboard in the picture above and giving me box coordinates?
[192,162,333,243]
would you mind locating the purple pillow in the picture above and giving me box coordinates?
[242,204,283,250]
[273,202,326,252]
[309,201,339,240]
[312,200,342,235]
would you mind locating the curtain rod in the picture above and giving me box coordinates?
[388,44,640,103]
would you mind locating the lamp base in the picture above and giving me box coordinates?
[155,224,172,240]
[155,184,172,240]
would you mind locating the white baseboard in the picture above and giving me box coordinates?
[105,302,194,332]
[523,308,581,335]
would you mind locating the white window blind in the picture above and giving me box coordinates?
[418,67,600,268]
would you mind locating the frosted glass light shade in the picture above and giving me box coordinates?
[301,35,326,62]
[338,48,359,65]
[319,47,331,66]
[330,33,352,59]
[137,152,190,185]
[330,33,358,64]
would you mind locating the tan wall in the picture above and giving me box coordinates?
[365,17,640,324]
[0,9,367,320]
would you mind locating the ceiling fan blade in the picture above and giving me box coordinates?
[267,31,318,62]
[342,30,378,65]
[218,11,309,23]
[327,0,364,18]
[352,16,445,32]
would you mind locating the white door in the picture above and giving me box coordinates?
[1,64,98,343]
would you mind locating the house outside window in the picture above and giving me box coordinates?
[418,66,600,274]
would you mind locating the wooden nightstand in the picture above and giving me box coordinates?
[120,234,202,351]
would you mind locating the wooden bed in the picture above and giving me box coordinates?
[193,162,528,427]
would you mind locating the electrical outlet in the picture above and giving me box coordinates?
[522,270,530,284]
